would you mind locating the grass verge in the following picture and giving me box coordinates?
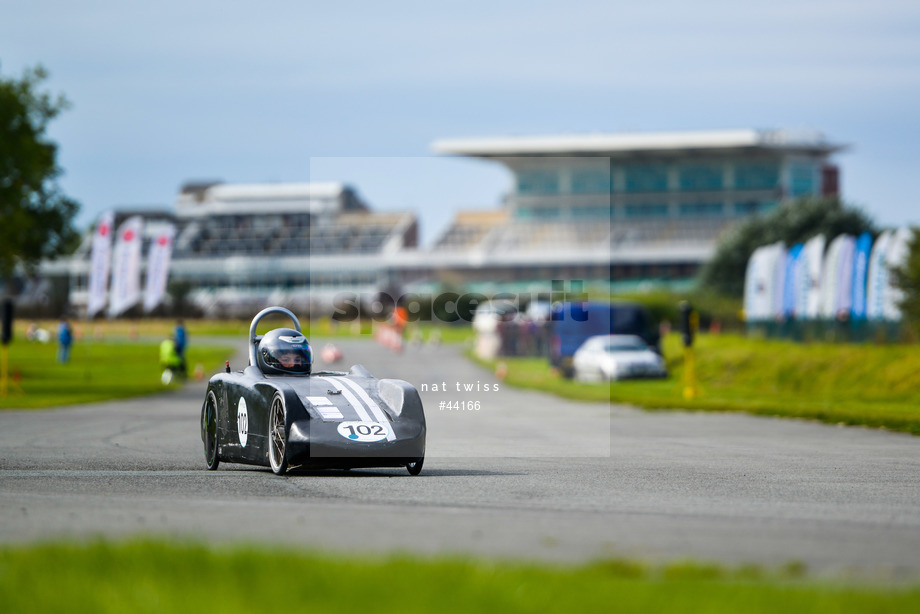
[474,333,920,435]
[0,341,233,409]
[0,540,917,614]
[15,318,473,343]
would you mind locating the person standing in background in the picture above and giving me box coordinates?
[159,335,184,384]
[174,319,187,375]
[56,318,73,364]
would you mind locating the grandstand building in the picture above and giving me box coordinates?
[42,128,844,317]
[61,182,419,317]
[425,128,843,291]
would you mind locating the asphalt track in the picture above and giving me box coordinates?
[2,336,920,576]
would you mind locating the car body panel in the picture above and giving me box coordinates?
[204,366,426,469]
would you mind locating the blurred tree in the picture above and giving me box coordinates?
[0,64,80,288]
[699,197,877,297]
[891,227,920,336]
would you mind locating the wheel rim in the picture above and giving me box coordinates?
[205,393,218,465]
[269,396,285,470]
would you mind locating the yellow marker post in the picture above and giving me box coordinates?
[680,302,700,401]
[683,346,698,400]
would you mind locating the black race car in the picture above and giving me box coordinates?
[200,306,426,475]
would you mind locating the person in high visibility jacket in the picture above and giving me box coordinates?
[160,337,184,374]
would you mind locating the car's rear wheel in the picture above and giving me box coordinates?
[406,457,424,476]
[202,391,220,470]
[268,393,288,476]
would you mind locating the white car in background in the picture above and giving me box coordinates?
[573,334,667,382]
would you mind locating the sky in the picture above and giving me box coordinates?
[2,0,919,245]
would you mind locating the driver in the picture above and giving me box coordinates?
[258,328,313,375]
[277,350,304,369]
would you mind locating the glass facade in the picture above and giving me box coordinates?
[679,202,723,217]
[734,163,780,190]
[624,164,669,192]
[517,170,559,195]
[678,164,723,191]
[625,204,669,218]
[511,155,820,222]
[790,163,817,196]
[571,169,611,194]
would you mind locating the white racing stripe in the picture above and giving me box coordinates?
[314,376,370,422]
[327,376,396,442]
[337,377,394,428]
[318,377,373,423]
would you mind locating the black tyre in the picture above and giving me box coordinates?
[202,391,220,470]
[406,457,424,476]
[268,393,288,476]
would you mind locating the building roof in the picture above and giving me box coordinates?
[174,181,360,217]
[207,182,347,201]
[432,129,845,158]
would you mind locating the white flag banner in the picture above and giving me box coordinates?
[743,242,784,321]
[833,235,856,318]
[108,216,144,317]
[143,224,176,312]
[768,242,787,320]
[86,211,115,317]
[866,230,892,320]
[743,245,768,321]
[819,235,848,319]
[801,234,826,319]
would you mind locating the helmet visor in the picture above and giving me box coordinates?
[263,346,313,374]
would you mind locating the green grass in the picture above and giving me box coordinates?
[16,318,248,340]
[1,316,467,409]
[15,318,473,343]
[476,333,920,435]
[0,540,917,614]
[0,340,233,409]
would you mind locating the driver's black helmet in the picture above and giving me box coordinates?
[257,328,313,375]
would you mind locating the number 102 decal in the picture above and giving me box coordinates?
[336,421,389,442]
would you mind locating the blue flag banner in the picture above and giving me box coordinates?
[850,232,873,320]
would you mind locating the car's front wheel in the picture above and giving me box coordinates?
[268,393,288,476]
[202,391,220,470]
[406,457,424,476]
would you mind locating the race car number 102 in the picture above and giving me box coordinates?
[336,421,390,442]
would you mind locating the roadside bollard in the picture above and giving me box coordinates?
[680,301,699,400]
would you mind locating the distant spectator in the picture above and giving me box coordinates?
[392,306,409,339]
[174,320,187,370]
[160,336,184,378]
[57,318,73,364]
